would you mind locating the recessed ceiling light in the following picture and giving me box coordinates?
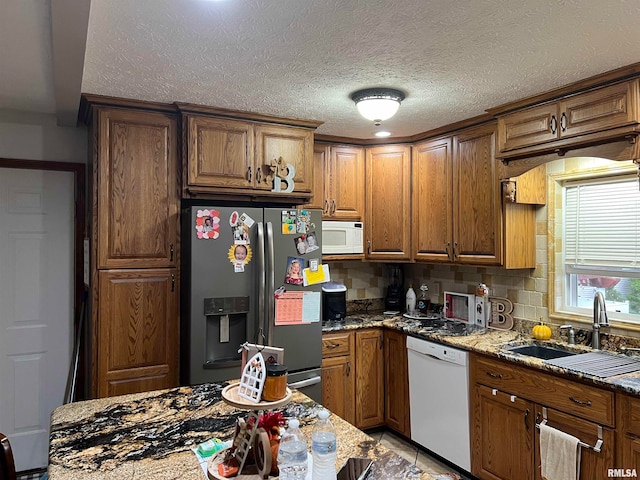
[375,131,392,138]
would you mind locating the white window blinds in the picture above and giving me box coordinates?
[564,176,640,268]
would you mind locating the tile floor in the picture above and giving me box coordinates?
[368,429,472,480]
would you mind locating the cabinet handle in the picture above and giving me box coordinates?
[550,115,557,134]
[326,343,339,349]
[346,361,351,376]
[367,240,371,255]
[247,166,252,183]
[486,371,503,379]
[569,396,592,407]
[445,242,451,260]
[169,244,174,262]
[171,273,175,292]
[560,112,567,132]
[331,199,337,215]
[256,167,262,184]
[453,242,458,260]
[524,408,530,431]
[323,199,329,215]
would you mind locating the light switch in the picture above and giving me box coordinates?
[220,315,230,343]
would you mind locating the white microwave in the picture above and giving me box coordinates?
[322,221,364,254]
[444,291,490,327]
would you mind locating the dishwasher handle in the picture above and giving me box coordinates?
[288,376,321,389]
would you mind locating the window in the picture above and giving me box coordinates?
[559,173,640,325]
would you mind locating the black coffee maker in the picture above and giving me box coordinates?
[385,264,404,311]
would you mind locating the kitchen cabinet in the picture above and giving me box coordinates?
[383,329,410,437]
[471,353,616,480]
[365,145,412,261]
[412,124,502,265]
[321,332,355,424]
[321,329,384,429]
[87,102,181,398]
[305,143,365,220]
[97,269,179,398]
[354,329,384,429]
[618,393,640,471]
[494,79,640,161]
[182,112,317,201]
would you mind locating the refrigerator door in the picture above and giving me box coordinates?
[185,206,264,384]
[263,208,323,374]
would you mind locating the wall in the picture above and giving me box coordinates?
[0,110,87,163]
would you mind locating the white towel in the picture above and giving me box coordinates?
[539,423,582,480]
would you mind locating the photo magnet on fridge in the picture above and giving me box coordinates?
[195,209,220,240]
[228,244,252,271]
[284,256,304,285]
[281,210,297,234]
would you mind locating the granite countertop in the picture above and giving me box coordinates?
[48,383,426,480]
[323,313,640,396]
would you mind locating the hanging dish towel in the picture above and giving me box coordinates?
[539,423,582,480]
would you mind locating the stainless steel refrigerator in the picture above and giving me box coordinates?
[181,205,323,402]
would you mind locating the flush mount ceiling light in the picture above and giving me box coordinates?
[351,88,405,125]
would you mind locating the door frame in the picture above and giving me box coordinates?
[0,158,87,399]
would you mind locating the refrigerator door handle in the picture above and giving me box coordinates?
[265,221,275,345]
[288,375,322,389]
[257,221,265,339]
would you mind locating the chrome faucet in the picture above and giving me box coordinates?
[592,291,609,350]
[560,324,575,345]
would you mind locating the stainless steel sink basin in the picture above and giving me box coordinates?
[506,344,578,360]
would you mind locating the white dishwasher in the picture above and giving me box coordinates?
[407,335,471,472]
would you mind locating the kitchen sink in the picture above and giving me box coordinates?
[506,344,578,360]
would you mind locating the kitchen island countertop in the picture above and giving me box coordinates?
[48,383,426,480]
[324,313,640,396]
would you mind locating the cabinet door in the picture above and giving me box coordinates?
[304,144,330,212]
[330,145,365,220]
[185,115,254,189]
[411,138,453,262]
[471,384,535,480]
[383,329,410,437]
[559,80,638,139]
[620,436,640,476]
[255,124,314,193]
[97,108,179,269]
[534,406,616,480]
[97,268,179,398]
[497,103,559,152]
[453,124,502,265]
[355,329,384,429]
[365,145,411,261]
[321,354,355,425]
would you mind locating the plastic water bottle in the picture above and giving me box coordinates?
[277,418,308,480]
[406,284,416,314]
[312,409,337,480]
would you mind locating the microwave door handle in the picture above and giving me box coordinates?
[257,222,265,338]
[265,221,275,345]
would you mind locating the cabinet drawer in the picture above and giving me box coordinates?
[472,354,614,427]
[322,332,353,357]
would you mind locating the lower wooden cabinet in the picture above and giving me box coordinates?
[321,329,384,429]
[471,353,617,480]
[97,268,179,398]
[618,393,640,472]
[384,329,410,437]
[321,331,355,425]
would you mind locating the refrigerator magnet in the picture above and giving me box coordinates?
[296,210,315,233]
[229,210,239,226]
[294,235,307,255]
[281,210,297,234]
[239,212,255,228]
[305,231,319,253]
[309,258,319,272]
[284,256,304,285]
[232,221,250,244]
[195,209,220,240]
[228,244,252,267]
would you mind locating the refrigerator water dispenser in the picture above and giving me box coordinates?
[203,296,250,368]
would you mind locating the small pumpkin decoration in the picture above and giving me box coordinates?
[532,321,552,340]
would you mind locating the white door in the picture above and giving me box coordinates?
[0,167,74,471]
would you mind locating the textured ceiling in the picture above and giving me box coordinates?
[3,1,640,138]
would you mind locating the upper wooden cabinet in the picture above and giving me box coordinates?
[96,108,179,269]
[182,110,319,201]
[412,124,502,265]
[365,145,412,261]
[495,79,640,160]
[306,144,365,220]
